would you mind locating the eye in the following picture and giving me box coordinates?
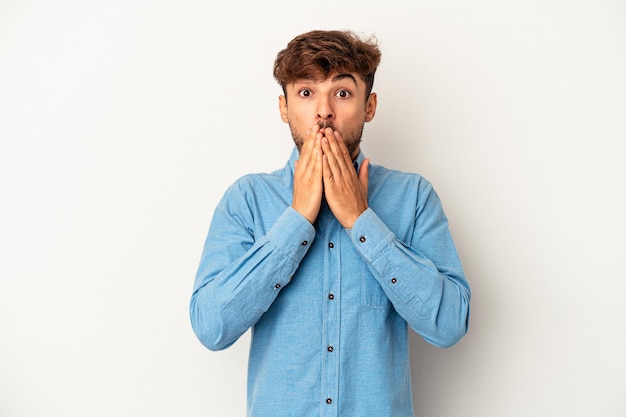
[298,88,312,97]
[336,89,351,98]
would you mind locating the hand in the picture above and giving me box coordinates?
[292,126,324,224]
[320,128,369,228]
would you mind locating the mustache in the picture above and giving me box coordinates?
[317,121,336,131]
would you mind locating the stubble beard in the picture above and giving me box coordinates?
[291,121,364,160]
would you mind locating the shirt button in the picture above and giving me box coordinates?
[326,398,333,405]
[301,240,308,246]
[328,293,334,300]
[274,283,281,289]
[391,277,397,284]
[328,241,334,248]
[359,236,366,243]
[327,345,334,352]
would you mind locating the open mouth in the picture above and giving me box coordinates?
[318,121,335,134]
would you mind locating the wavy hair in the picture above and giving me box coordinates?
[273,30,381,98]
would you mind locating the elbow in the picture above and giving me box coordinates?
[191,322,232,352]
[189,297,235,352]
[429,320,469,348]
[437,285,471,348]
[420,296,471,348]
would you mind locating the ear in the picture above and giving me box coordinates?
[278,95,289,123]
[365,92,377,122]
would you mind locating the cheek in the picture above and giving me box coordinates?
[287,108,312,127]
[341,110,366,126]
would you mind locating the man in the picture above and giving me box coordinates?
[190,30,471,417]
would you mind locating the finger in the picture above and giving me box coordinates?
[304,138,323,179]
[326,133,352,180]
[323,129,345,162]
[322,152,332,183]
[321,135,342,182]
[331,130,353,167]
[300,126,315,156]
[312,136,322,176]
[359,158,370,190]
[299,126,322,171]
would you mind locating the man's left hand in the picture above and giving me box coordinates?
[320,128,369,228]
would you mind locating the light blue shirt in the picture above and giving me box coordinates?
[190,147,471,417]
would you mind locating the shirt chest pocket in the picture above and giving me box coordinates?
[341,241,392,309]
[361,274,391,308]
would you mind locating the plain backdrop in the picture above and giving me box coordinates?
[1,1,625,416]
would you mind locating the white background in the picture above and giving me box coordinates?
[1,1,625,416]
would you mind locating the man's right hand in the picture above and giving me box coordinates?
[292,125,324,224]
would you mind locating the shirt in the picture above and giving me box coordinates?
[190,147,471,417]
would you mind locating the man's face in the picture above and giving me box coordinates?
[279,72,377,159]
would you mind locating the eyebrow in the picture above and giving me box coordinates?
[332,73,358,85]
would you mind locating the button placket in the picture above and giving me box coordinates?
[321,221,340,416]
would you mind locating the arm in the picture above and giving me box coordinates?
[349,183,471,348]
[189,185,315,351]
[191,128,324,351]
[320,128,470,347]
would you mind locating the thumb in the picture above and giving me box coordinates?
[359,158,370,189]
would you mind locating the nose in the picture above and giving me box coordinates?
[316,96,335,122]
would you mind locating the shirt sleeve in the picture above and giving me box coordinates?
[189,184,315,351]
[349,181,471,348]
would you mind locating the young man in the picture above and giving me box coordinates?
[190,30,471,417]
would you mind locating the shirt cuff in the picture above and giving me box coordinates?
[264,206,316,263]
[349,207,395,262]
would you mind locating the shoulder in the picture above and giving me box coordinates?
[217,164,292,212]
[369,163,434,193]
[226,161,291,191]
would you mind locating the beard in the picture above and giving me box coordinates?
[290,121,364,160]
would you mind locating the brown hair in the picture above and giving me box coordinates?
[273,30,381,98]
